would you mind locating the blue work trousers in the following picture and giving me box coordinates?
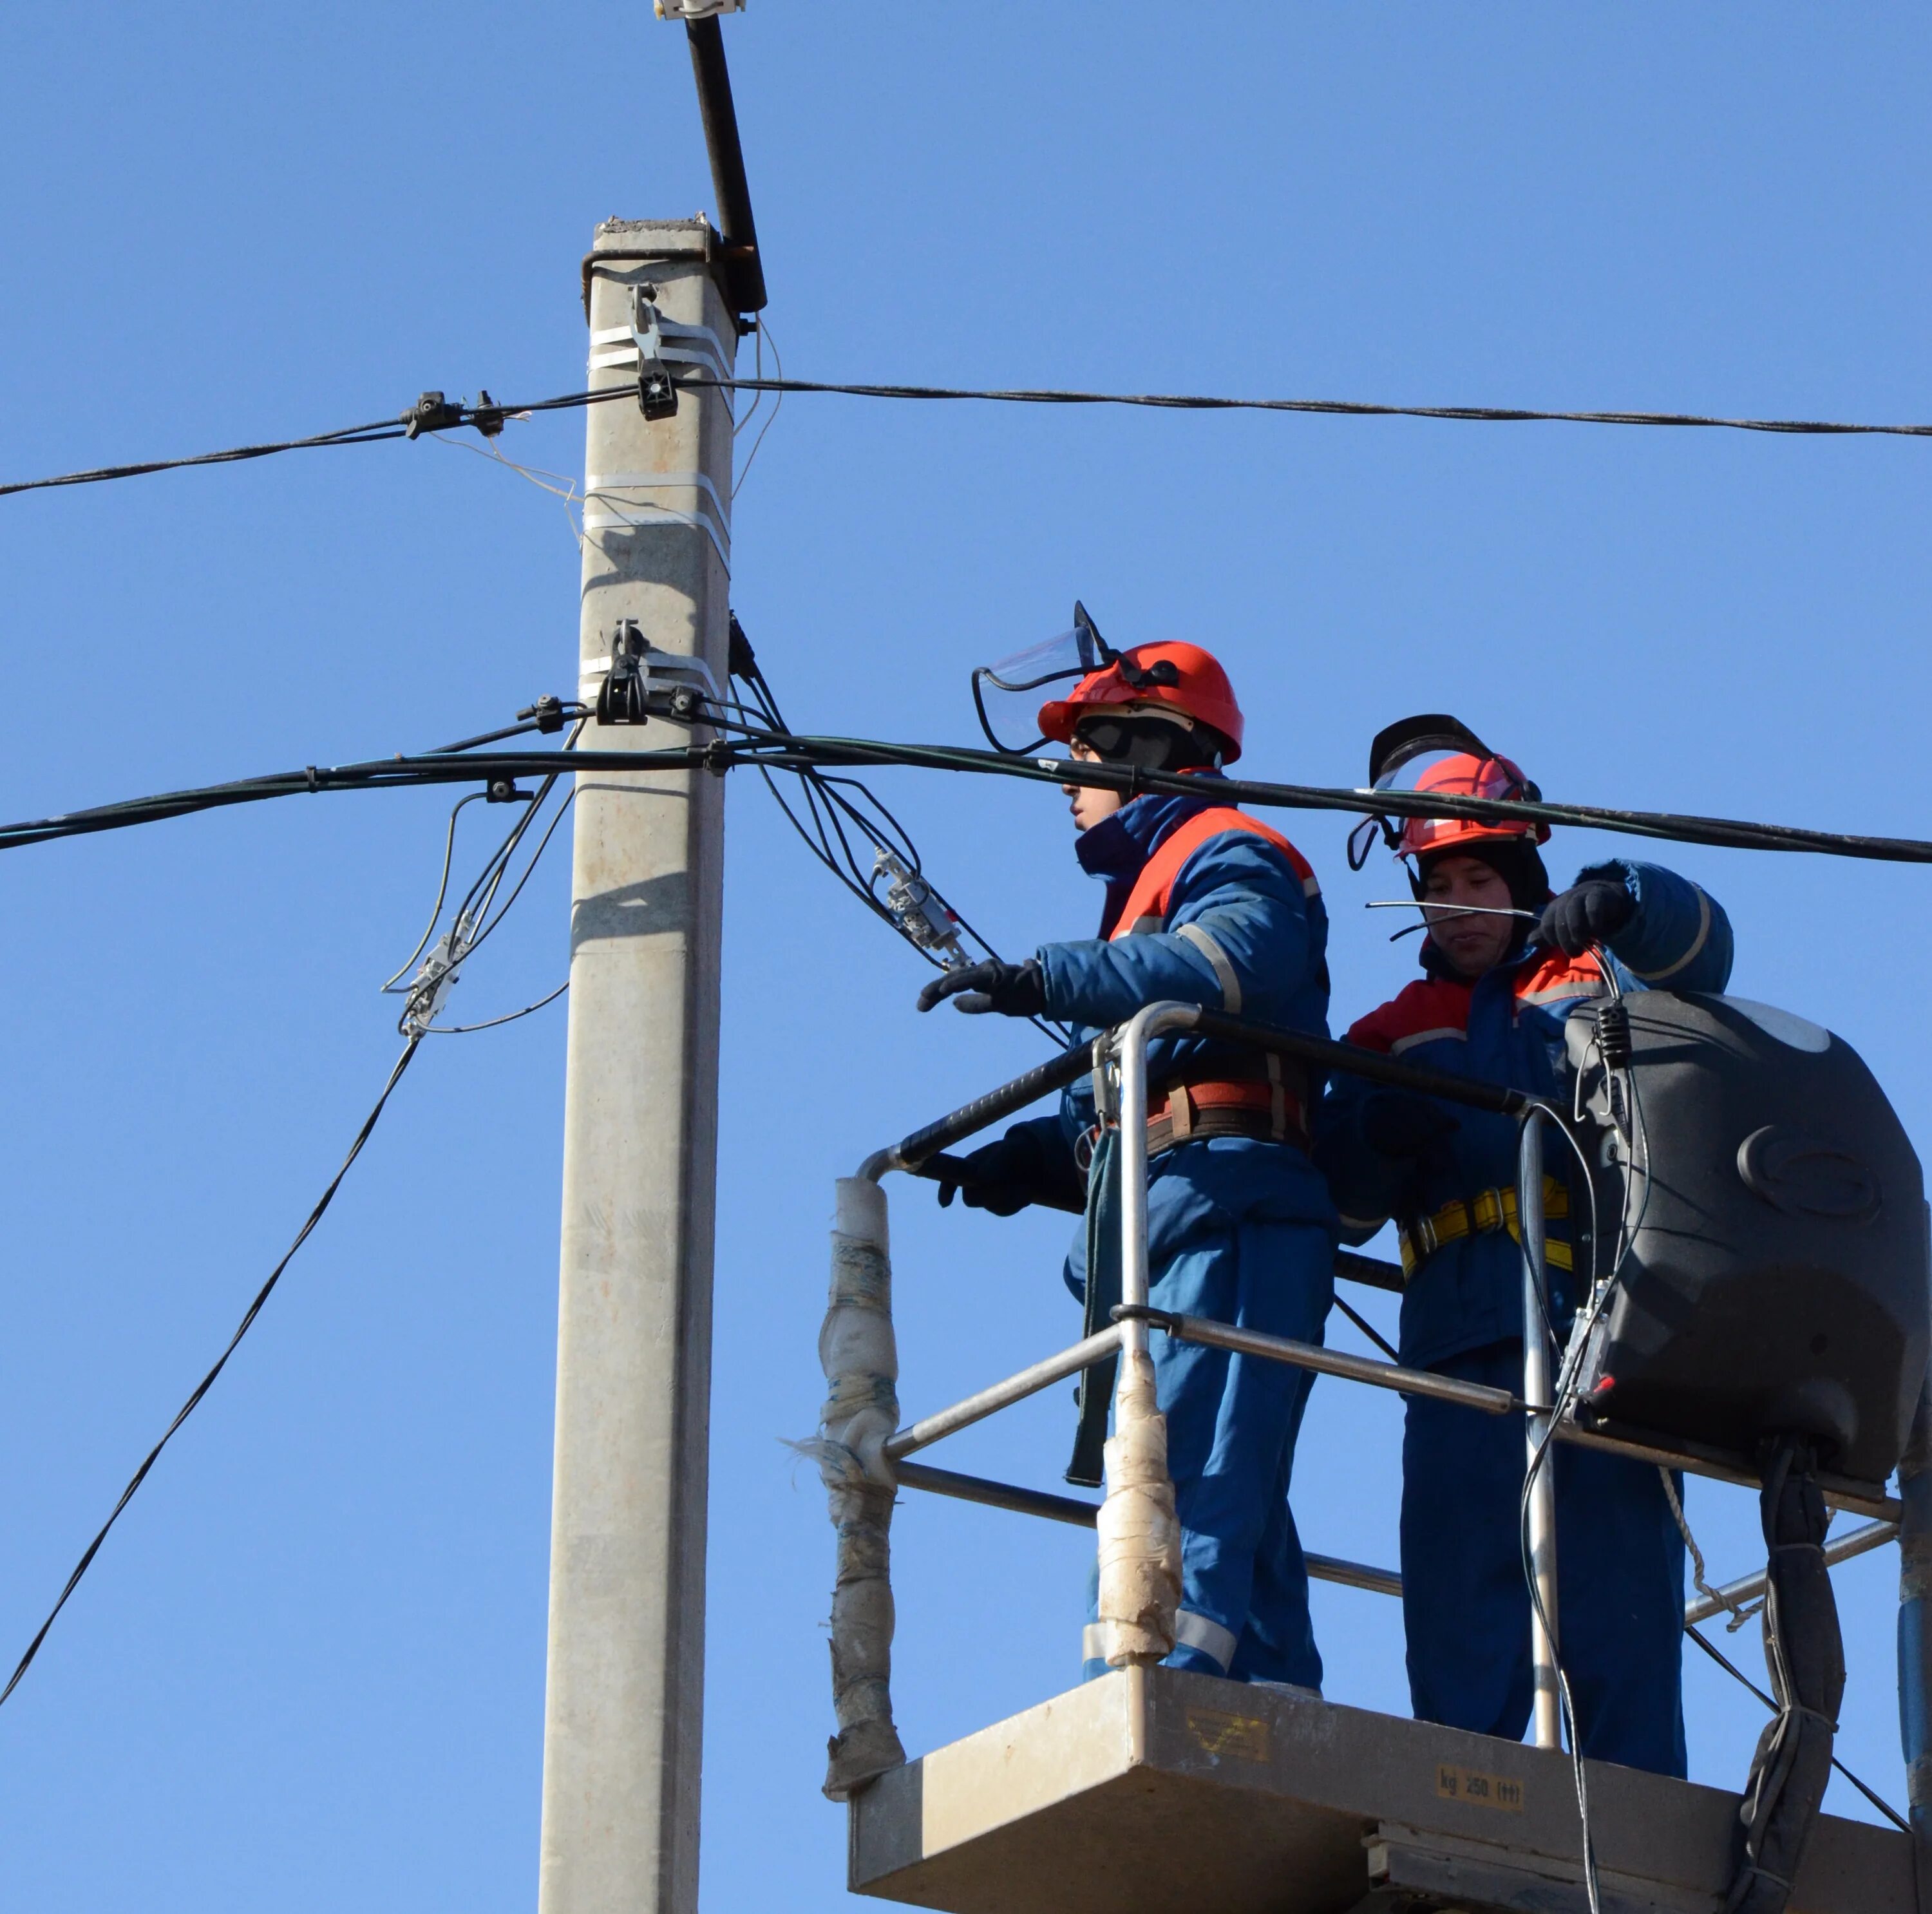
[1401,1340,1688,1777]
[1081,1195,1333,1689]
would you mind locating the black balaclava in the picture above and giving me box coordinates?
[1413,838,1553,969]
[1073,712,1227,775]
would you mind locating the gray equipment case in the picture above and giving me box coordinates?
[1567,992,1929,1486]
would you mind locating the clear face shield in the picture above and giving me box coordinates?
[972,602,1115,755]
[1345,716,1535,869]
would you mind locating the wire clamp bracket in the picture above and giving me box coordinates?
[630,289,680,420]
[592,620,723,726]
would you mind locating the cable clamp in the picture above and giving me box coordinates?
[402,390,467,439]
[304,766,321,793]
[592,621,723,726]
[515,694,572,735]
[630,288,679,420]
[587,289,732,386]
[654,0,743,18]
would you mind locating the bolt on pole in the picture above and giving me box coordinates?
[538,219,737,1914]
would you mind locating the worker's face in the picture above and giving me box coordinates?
[1063,741,1125,833]
[1420,855,1519,979]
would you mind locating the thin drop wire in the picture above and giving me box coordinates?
[381,792,486,992]
[730,320,765,445]
[0,1038,422,1710]
[421,978,570,1035]
[1684,1625,1907,1832]
[464,786,578,960]
[732,314,785,498]
[1332,1293,1399,1364]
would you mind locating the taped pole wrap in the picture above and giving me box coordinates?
[1099,1010,1181,1665]
[1097,1348,1182,1664]
[819,1177,907,1799]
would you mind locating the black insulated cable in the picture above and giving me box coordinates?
[0,1038,422,1712]
[5,712,1932,872]
[1685,1624,1906,1834]
[685,375,1932,439]
[14,366,1932,502]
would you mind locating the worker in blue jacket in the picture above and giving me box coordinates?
[919,638,1337,1691]
[1316,719,1732,1776]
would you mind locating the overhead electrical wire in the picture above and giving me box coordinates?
[0,718,589,1708]
[1685,1624,1906,1833]
[0,415,416,498]
[0,1038,422,1712]
[11,365,1932,502]
[693,375,1932,439]
[726,629,1072,1042]
[2,717,1931,871]
[381,721,585,1037]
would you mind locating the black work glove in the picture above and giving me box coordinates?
[916,957,1048,1018]
[1360,1092,1459,1161]
[1537,879,1636,958]
[935,1125,1079,1215]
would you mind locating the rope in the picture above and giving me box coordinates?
[1661,1466,1764,1633]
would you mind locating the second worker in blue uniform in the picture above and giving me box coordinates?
[1318,719,1733,1776]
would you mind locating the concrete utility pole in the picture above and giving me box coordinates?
[538,218,739,1914]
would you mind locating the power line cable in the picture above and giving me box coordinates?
[0,1038,421,1712]
[13,366,1932,502]
[6,693,1932,872]
[1684,1624,1906,1833]
[1,720,582,1707]
[0,418,413,498]
[728,632,1073,1042]
[691,376,1932,438]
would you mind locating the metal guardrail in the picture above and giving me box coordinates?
[838,998,1920,1803]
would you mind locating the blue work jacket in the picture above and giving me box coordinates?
[1316,858,1733,1370]
[1006,782,1338,1278]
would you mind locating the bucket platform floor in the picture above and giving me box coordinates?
[849,1665,1909,1914]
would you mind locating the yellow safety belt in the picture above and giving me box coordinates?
[1398,1176,1573,1280]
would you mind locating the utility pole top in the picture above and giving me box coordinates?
[580,218,741,320]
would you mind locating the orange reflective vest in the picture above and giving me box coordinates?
[1109,806,1320,941]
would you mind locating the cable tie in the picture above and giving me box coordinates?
[305,766,320,793]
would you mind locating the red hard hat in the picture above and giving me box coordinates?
[1037,641,1245,764]
[1396,751,1549,862]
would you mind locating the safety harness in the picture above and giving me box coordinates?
[1398,1177,1573,1281]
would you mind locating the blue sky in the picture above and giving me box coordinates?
[3,6,1931,1909]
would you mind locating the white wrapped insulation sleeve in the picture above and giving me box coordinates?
[819,1177,907,1800]
[1097,1347,1181,1666]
